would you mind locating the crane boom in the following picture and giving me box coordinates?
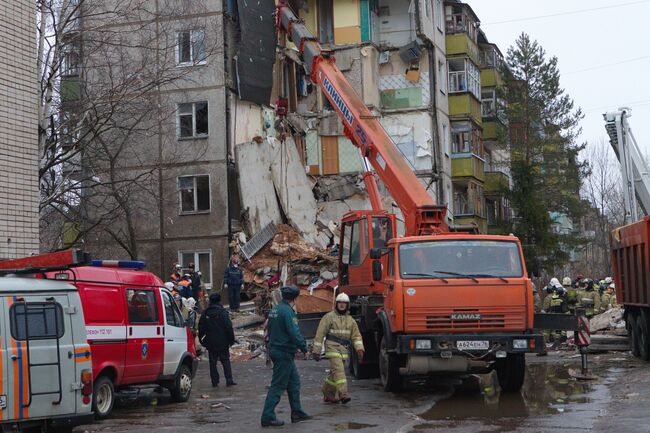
[604,108,650,222]
[276,3,448,236]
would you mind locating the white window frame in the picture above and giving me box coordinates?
[448,58,480,99]
[177,174,211,214]
[438,60,447,94]
[177,101,209,138]
[435,0,444,32]
[177,249,213,289]
[176,30,207,66]
[442,123,450,156]
[424,0,431,19]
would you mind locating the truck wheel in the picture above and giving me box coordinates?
[629,312,640,357]
[379,337,403,392]
[170,364,192,402]
[496,353,526,392]
[92,375,115,419]
[636,311,650,361]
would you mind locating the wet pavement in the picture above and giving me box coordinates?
[75,351,649,433]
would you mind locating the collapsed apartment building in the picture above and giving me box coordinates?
[222,0,512,310]
[67,0,511,308]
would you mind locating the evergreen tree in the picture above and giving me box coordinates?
[503,33,589,272]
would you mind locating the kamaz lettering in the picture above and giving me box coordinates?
[323,77,354,126]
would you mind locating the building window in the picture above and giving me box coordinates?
[317,0,334,44]
[177,30,206,65]
[451,122,482,157]
[453,182,485,217]
[178,250,212,286]
[445,4,478,41]
[435,0,444,31]
[438,60,447,94]
[448,58,480,99]
[482,89,495,118]
[177,102,208,138]
[126,289,159,324]
[61,41,80,76]
[178,175,210,214]
[424,0,431,19]
[442,123,450,156]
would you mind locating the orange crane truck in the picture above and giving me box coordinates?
[276,2,543,392]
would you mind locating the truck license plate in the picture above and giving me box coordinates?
[456,340,489,350]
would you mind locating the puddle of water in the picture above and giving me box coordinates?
[333,422,378,431]
[420,362,595,421]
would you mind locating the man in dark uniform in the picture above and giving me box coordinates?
[261,286,311,427]
[198,293,236,387]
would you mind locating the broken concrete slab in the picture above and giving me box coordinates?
[590,307,624,332]
[268,137,325,247]
[235,141,282,234]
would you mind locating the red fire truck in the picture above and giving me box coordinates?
[0,250,198,419]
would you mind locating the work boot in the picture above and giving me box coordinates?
[261,419,285,427]
[340,396,351,404]
[291,411,312,423]
[226,381,237,387]
[323,396,340,404]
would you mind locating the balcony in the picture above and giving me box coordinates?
[452,154,485,182]
[449,93,482,124]
[446,33,480,65]
[485,171,509,193]
[480,68,503,88]
[454,215,488,234]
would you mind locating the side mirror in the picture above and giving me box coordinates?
[531,257,542,278]
[372,261,382,281]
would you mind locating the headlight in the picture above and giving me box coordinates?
[415,339,432,350]
[513,339,527,349]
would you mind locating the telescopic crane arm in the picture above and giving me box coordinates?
[275,3,448,236]
[604,108,650,223]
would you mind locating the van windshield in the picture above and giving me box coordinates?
[398,240,524,279]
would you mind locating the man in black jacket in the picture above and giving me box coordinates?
[199,293,237,387]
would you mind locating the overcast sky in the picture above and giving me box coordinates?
[468,0,650,154]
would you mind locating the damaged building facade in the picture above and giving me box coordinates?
[72,0,512,292]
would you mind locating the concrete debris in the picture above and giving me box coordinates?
[590,307,624,332]
[232,224,337,315]
[588,334,629,353]
[313,175,364,202]
[231,313,265,329]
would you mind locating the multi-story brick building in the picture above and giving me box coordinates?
[0,0,40,259]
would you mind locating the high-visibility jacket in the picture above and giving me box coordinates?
[312,310,364,358]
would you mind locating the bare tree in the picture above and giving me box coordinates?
[38,0,221,258]
[579,138,625,274]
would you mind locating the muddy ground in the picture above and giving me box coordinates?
[75,351,649,433]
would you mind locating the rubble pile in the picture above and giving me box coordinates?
[590,307,625,333]
[230,224,338,315]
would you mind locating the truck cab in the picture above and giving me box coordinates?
[339,211,543,392]
[0,278,93,433]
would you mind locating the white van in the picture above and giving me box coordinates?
[0,278,93,432]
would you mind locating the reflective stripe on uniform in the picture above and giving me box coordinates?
[325,352,348,359]
[325,378,347,386]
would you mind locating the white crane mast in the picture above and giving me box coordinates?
[604,108,650,223]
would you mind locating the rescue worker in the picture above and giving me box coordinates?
[199,293,237,387]
[178,274,192,298]
[170,263,182,284]
[600,283,618,312]
[563,277,578,314]
[547,285,569,347]
[533,283,542,313]
[578,278,601,318]
[188,262,202,301]
[261,286,311,427]
[312,293,365,404]
[224,256,244,312]
[541,278,559,312]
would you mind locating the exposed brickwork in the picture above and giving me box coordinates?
[0,0,40,259]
